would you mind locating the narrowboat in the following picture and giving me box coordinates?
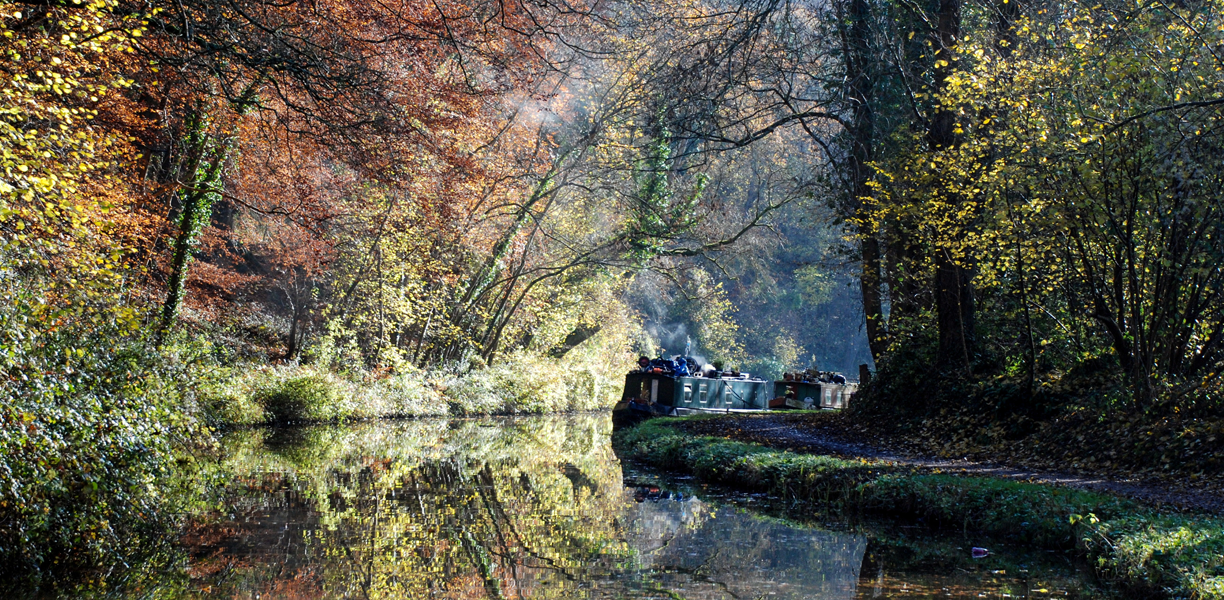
[613,361,858,426]
[771,379,858,410]
[613,368,773,424]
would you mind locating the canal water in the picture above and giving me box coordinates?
[172,414,1094,598]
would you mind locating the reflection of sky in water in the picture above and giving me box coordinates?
[623,490,865,599]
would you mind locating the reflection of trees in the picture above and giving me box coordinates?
[191,415,633,598]
[188,415,871,599]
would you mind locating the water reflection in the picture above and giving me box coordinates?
[185,415,862,598]
[181,415,1092,599]
[624,488,865,599]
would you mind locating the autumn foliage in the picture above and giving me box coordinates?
[0,0,615,581]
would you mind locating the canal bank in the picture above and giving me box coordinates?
[613,415,1224,599]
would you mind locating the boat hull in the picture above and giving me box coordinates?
[621,372,773,410]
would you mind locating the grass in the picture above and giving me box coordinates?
[614,416,1224,599]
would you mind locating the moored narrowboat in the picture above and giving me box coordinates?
[613,358,859,426]
[613,365,774,425]
[771,379,858,410]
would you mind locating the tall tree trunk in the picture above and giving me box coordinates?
[844,0,886,362]
[928,0,975,371]
[286,292,300,360]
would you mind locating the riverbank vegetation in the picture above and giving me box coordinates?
[3,0,1222,592]
[839,0,1224,474]
[615,417,1224,598]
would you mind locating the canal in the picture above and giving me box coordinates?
[159,414,1100,599]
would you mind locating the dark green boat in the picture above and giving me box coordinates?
[613,368,858,425]
[613,370,773,422]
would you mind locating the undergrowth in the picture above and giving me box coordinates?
[1,309,627,592]
[0,304,212,592]
[201,349,623,425]
[849,350,1224,485]
[614,417,1224,599]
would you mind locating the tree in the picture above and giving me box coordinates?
[874,0,1224,402]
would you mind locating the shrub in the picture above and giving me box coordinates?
[206,365,364,424]
[256,373,348,423]
[0,290,193,586]
[203,338,631,425]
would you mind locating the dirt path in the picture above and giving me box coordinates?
[677,414,1224,515]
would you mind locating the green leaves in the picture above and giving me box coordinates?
[873,0,1224,397]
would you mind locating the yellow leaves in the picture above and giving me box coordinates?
[0,0,145,314]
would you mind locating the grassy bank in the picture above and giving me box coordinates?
[614,416,1224,599]
[201,350,623,426]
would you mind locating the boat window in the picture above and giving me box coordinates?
[698,383,708,403]
[683,384,692,403]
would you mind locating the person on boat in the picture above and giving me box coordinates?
[674,357,690,377]
[637,356,651,371]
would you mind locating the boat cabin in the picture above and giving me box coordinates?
[620,371,773,415]
[772,380,857,410]
[614,366,858,426]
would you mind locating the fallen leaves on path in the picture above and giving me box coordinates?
[673,412,1224,514]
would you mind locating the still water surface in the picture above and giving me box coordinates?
[181,414,1094,599]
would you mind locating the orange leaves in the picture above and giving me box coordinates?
[4,0,594,359]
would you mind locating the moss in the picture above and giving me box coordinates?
[614,416,1224,600]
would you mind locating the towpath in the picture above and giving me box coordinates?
[675,413,1224,515]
